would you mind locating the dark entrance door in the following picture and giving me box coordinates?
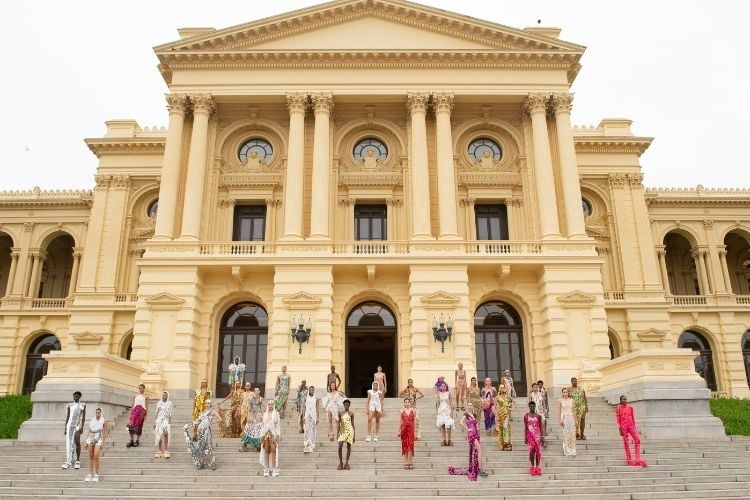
[474,301,527,396]
[216,302,268,398]
[346,302,397,397]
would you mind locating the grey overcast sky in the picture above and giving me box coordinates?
[1,0,748,190]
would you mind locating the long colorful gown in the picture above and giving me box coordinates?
[275,373,290,413]
[154,398,174,446]
[448,413,481,481]
[128,393,147,437]
[184,409,216,470]
[240,396,263,450]
[399,409,416,455]
[570,386,587,438]
[402,388,422,441]
[495,393,512,450]
[467,386,482,419]
[303,394,318,453]
[192,388,212,421]
[559,397,577,456]
[259,409,281,471]
[524,411,543,465]
[481,387,496,431]
[221,387,243,438]
[295,383,307,415]
[63,401,85,467]
[338,412,355,444]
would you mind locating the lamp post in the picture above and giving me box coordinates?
[431,313,453,352]
[290,314,312,354]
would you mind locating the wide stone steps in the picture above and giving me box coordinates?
[1,396,749,499]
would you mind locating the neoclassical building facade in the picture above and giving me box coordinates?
[1,1,748,436]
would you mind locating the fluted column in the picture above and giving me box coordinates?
[309,94,333,240]
[432,93,459,240]
[68,248,82,297]
[407,93,433,239]
[551,93,586,238]
[524,94,561,239]
[718,247,733,293]
[281,94,307,240]
[693,250,709,295]
[656,247,670,294]
[180,94,214,240]
[27,251,45,298]
[4,250,19,297]
[154,94,188,240]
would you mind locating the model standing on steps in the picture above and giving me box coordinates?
[557,388,577,456]
[240,387,263,452]
[569,377,588,440]
[62,391,85,470]
[536,380,550,435]
[455,362,467,410]
[302,385,319,453]
[260,399,282,477]
[494,383,513,451]
[366,381,383,442]
[480,378,497,435]
[528,383,547,438]
[127,384,148,448]
[192,379,211,421]
[398,398,417,469]
[295,379,308,433]
[399,379,425,441]
[436,381,455,446]
[326,366,341,394]
[274,365,291,419]
[153,391,173,459]
[616,395,648,467]
[239,382,253,434]
[218,380,244,438]
[185,399,220,470]
[524,401,544,476]
[467,377,482,420]
[337,399,355,470]
[323,382,346,442]
[448,401,484,481]
[83,408,108,482]
[373,365,387,411]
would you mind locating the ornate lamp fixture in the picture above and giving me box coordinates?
[290,314,312,354]
[431,313,453,352]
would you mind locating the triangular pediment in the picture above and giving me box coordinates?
[557,290,596,305]
[421,290,461,306]
[282,292,322,308]
[145,292,185,307]
[155,0,584,81]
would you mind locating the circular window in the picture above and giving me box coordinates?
[468,138,502,161]
[238,138,273,163]
[354,138,388,161]
[147,199,158,218]
[582,198,593,217]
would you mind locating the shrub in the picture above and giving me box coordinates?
[710,397,750,436]
[0,394,32,439]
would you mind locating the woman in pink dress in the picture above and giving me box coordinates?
[448,401,483,481]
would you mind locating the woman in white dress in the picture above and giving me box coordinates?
[557,387,577,456]
[259,400,282,477]
[322,382,346,442]
[83,408,108,482]
[302,386,319,453]
[153,391,173,458]
[366,381,383,442]
[436,381,455,446]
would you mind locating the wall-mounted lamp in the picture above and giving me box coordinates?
[290,314,312,354]
[431,313,453,353]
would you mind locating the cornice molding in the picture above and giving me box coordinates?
[573,137,652,156]
[0,188,93,208]
[85,137,167,158]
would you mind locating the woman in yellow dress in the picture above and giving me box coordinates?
[494,384,513,451]
[192,379,212,421]
[337,399,355,470]
[467,377,482,420]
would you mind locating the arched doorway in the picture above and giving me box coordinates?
[216,302,268,398]
[608,329,622,360]
[346,301,397,398]
[664,232,700,295]
[0,232,13,297]
[120,333,133,361]
[39,234,74,298]
[678,330,717,391]
[742,330,750,388]
[474,301,527,396]
[22,333,61,394]
[724,231,750,295]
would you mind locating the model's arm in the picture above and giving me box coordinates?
[398,387,407,397]
[583,389,588,411]
[416,388,424,399]
[102,420,109,443]
[557,400,563,425]
[64,406,70,434]
[383,373,387,392]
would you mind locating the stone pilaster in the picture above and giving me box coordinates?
[153,93,188,240]
[180,94,215,240]
[281,93,307,240]
[432,93,459,240]
[309,93,334,240]
[407,93,433,240]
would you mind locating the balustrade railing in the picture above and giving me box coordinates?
[735,295,750,305]
[669,295,708,306]
[29,298,70,309]
[603,291,625,302]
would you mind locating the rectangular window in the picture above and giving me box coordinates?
[233,205,267,241]
[354,204,387,241]
[475,204,509,240]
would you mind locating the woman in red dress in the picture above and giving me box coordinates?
[398,398,417,469]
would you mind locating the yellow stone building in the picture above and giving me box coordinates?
[1,0,748,438]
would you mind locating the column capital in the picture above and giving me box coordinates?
[10,249,21,259]
[691,249,706,259]
[608,173,627,188]
[386,198,403,207]
[110,174,131,189]
[406,93,430,114]
[702,219,715,230]
[656,247,667,256]
[310,93,334,114]
[550,92,574,115]
[190,94,215,115]
[94,174,110,188]
[628,173,644,188]
[286,93,308,114]
[165,93,189,115]
[718,246,728,256]
[265,198,282,208]
[523,93,549,115]
[431,93,454,114]
[23,222,34,232]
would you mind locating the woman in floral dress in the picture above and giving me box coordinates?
[558,387,577,456]
[448,401,483,481]
[467,377,482,420]
[495,384,513,451]
[153,391,173,458]
[480,378,497,434]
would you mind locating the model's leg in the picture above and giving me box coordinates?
[446,427,452,445]
[367,412,373,437]
[580,413,586,439]
[345,443,351,466]
[93,445,102,476]
[88,446,95,475]
[338,442,344,467]
[440,426,446,444]
[620,427,633,463]
[375,414,380,437]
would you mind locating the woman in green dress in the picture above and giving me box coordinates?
[274,365,291,419]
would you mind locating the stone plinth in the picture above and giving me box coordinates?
[598,348,725,439]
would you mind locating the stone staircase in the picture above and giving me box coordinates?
[1,395,750,499]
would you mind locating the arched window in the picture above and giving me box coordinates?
[678,330,717,391]
[474,301,526,396]
[346,302,396,328]
[353,138,388,162]
[216,302,268,397]
[608,330,621,359]
[742,330,750,388]
[468,137,502,161]
[120,333,133,361]
[22,333,61,394]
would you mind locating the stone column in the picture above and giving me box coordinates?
[693,250,709,295]
[657,247,670,294]
[407,93,433,240]
[179,94,214,240]
[309,94,333,240]
[5,250,19,297]
[68,248,82,297]
[433,93,459,240]
[550,93,586,238]
[701,248,717,295]
[29,251,46,298]
[281,94,307,240]
[154,94,188,240]
[718,247,733,293]
[524,94,560,239]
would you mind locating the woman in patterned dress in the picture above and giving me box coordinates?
[337,399,355,470]
[480,378,497,435]
[323,382,346,442]
[240,388,263,452]
[448,401,483,481]
[127,384,148,448]
[398,397,417,469]
[399,379,424,441]
[274,366,291,419]
[558,388,577,457]
[495,383,513,450]
[467,377,482,420]
[259,400,282,477]
[192,379,212,421]
[153,391,173,458]
[184,399,220,470]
